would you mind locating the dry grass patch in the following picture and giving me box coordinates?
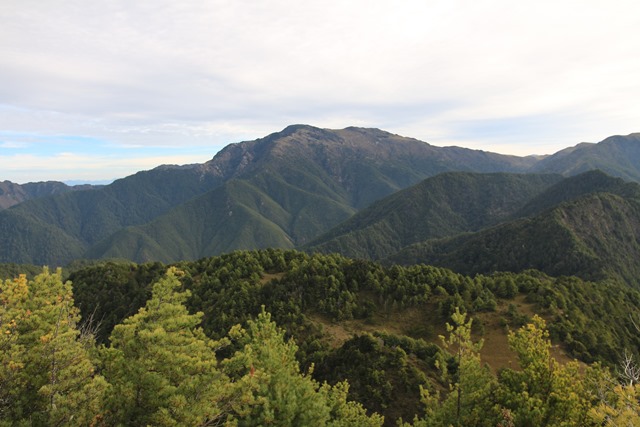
[259,272,285,285]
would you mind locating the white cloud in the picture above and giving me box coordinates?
[0,0,639,180]
[0,152,211,184]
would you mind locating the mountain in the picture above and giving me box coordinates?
[304,172,563,260]
[0,166,223,264]
[531,133,640,181]
[0,125,538,265]
[0,180,97,210]
[2,125,639,266]
[387,171,640,286]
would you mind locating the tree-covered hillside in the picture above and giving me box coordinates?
[2,127,640,267]
[302,170,640,289]
[63,249,640,423]
[4,251,640,425]
[389,190,640,287]
[305,172,563,259]
[532,133,640,182]
[0,125,540,265]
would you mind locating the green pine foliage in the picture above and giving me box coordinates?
[222,308,384,426]
[100,267,227,426]
[65,249,640,422]
[4,263,640,425]
[0,269,106,426]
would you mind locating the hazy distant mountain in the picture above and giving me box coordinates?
[531,133,640,181]
[0,125,537,265]
[0,166,223,265]
[0,180,97,210]
[83,126,538,263]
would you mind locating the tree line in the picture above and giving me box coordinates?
[3,249,640,424]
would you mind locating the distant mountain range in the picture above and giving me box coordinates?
[0,180,98,210]
[308,170,640,287]
[2,125,640,286]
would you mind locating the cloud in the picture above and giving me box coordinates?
[0,0,639,180]
[0,151,212,184]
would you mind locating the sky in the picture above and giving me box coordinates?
[1,1,639,184]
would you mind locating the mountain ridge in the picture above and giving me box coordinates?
[0,125,539,265]
[2,125,640,267]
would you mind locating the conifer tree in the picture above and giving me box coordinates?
[0,269,106,426]
[101,267,227,426]
[223,308,383,426]
[498,315,592,426]
[405,307,497,427]
[0,274,28,422]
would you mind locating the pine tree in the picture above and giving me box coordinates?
[222,307,384,426]
[101,267,227,426]
[498,315,592,427]
[0,274,28,422]
[0,269,106,426]
[406,307,497,427]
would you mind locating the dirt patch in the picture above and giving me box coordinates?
[259,272,285,285]
[308,295,577,371]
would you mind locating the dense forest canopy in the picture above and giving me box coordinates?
[3,249,640,425]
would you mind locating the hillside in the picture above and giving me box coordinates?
[2,126,640,266]
[63,249,640,423]
[303,169,640,287]
[0,125,537,265]
[0,166,223,264]
[305,172,563,260]
[0,180,97,210]
[389,187,640,287]
[532,133,640,181]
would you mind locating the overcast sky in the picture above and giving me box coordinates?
[1,1,639,183]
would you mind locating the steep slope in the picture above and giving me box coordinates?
[0,180,96,210]
[89,127,545,263]
[517,169,640,217]
[531,133,640,182]
[201,125,538,209]
[0,208,85,265]
[0,166,223,264]
[388,186,640,287]
[305,172,563,260]
[86,178,351,262]
[1,125,542,265]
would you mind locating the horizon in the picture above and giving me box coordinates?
[2,1,639,183]
[4,124,637,185]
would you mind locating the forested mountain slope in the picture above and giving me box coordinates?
[531,133,640,181]
[58,250,640,423]
[389,188,640,287]
[2,126,639,266]
[305,172,563,260]
[0,180,97,210]
[304,170,640,288]
[0,166,223,264]
[0,125,537,265]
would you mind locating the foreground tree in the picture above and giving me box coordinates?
[0,269,106,426]
[498,315,593,426]
[100,267,228,426]
[223,308,384,426]
[403,308,497,427]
